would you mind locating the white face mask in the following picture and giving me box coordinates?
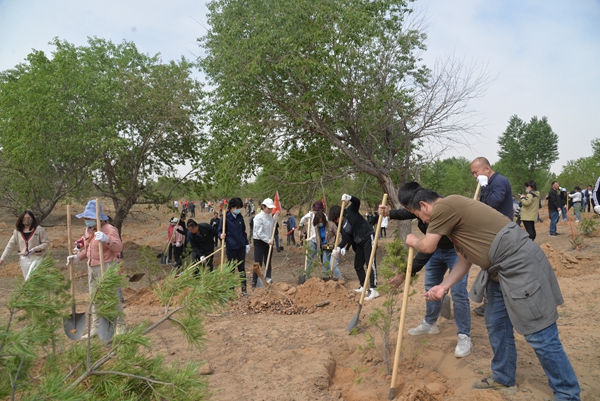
[85,220,97,227]
[525,189,530,193]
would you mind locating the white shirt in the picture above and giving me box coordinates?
[253,211,275,243]
[381,216,389,228]
[568,191,582,203]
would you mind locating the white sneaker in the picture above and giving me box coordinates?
[455,334,472,357]
[365,288,379,300]
[353,286,364,293]
[408,320,440,336]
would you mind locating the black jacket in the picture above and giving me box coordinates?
[547,189,561,211]
[337,196,374,250]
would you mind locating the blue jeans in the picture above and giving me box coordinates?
[550,211,560,235]
[322,250,342,278]
[424,248,471,337]
[306,240,318,273]
[486,281,580,399]
[561,206,568,221]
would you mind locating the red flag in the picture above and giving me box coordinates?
[321,194,327,212]
[272,191,282,215]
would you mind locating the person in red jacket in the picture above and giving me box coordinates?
[67,200,125,339]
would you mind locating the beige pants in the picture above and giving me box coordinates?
[88,262,125,329]
[19,255,42,280]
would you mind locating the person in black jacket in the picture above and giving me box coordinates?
[547,181,562,236]
[333,194,379,300]
[218,197,250,294]
[209,211,220,247]
[186,219,217,273]
[378,183,472,358]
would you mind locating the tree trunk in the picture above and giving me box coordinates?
[376,174,412,242]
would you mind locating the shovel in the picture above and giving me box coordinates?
[347,193,388,333]
[252,263,269,289]
[220,212,227,269]
[297,213,312,285]
[388,246,415,400]
[158,225,177,264]
[63,205,86,340]
[127,273,145,282]
[95,199,117,344]
[327,200,347,280]
[263,213,279,282]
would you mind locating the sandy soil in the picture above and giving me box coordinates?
[0,203,599,401]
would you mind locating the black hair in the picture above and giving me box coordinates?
[398,182,422,205]
[399,182,441,210]
[228,197,243,209]
[186,219,197,228]
[574,186,581,191]
[524,180,538,191]
[312,211,326,226]
[16,210,38,232]
[328,205,341,223]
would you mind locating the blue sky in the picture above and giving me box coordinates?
[1,0,599,174]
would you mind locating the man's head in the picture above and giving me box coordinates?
[588,185,592,190]
[398,182,442,224]
[552,181,560,191]
[187,219,199,234]
[470,157,494,179]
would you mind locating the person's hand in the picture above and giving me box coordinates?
[220,233,226,240]
[95,231,109,243]
[388,273,405,289]
[246,245,251,254]
[66,255,78,265]
[476,175,488,187]
[595,205,600,215]
[378,205,389,216]
[176,241,181,247]
[269,240,274,246]
[558,210,562,218]
[341,194,351,202]
[425,285,448,301]
[405,234,419,248]
[200,256,206,263]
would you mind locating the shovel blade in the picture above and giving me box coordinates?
[128,273,145,282]
[440,293,452,320]
[297,274,306,285]
[159,255,169,265]
[63,311,86,340]
[97,317,116,343]
[256,277,265,288]
[346,303,362,333]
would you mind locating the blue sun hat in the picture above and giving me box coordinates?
[76,200,108,220]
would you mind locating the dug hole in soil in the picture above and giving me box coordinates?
[1,204,599,400]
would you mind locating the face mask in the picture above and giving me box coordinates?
[233,209,241,215]
[525,189,530,193]
[85,220,97,227]
[318,223,324,227]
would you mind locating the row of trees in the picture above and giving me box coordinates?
[1,0,596,236]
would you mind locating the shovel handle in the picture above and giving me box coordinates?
[252,264,269,288]
[329,200,347,277]
[186,247,223,271]
[473,182,481,201]
[67,205,75,298]
[95,199,105,275]
[389,246,414,399]
[358,193,388,305]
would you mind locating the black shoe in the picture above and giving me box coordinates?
[473,304,486,316]
[550,233,560,236]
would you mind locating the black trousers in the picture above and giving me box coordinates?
[252,239,272,286]
[173,245,184,267]
[226,247,247,290]
[354,234,377,289]
[522,220,536,241]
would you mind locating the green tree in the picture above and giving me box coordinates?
[0,38,204,232]
[419,157,475,197]
[558,138,600,190]
[199,0,489,227]
[0,49,92,220]
[496,115,559,192]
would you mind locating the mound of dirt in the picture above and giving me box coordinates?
[231,277,359,315]
[123,286,162,307]
[0,261,21,278]
[540,243,594,277]
[122,241,143,250]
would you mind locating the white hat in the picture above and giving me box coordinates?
[261,198,276,209]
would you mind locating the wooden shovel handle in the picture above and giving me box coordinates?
[95,199,105,275]
[473,182,481,201]
[186,247,223,271]
[329,200,347,277]
[358,193,387,305]
[67,205,75,298]
[252,263,269,288]
[389,246,414,397]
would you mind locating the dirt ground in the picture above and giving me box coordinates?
[0,203,599,401]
